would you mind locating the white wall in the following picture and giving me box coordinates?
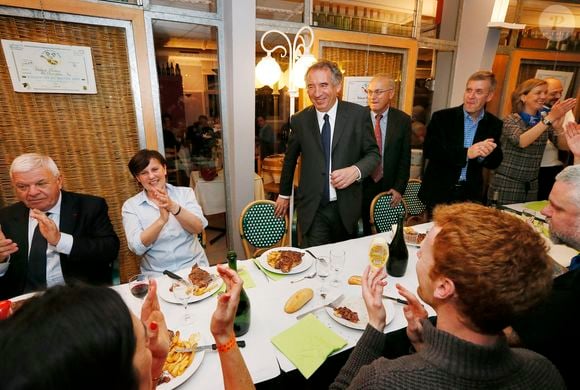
[449,0,501,106]
[222,0,256,255]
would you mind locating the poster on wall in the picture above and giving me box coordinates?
[343,76,372,107]
[1,39,97,94]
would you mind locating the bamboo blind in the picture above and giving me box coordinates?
[0,16,141,283]
[322,47,403,108]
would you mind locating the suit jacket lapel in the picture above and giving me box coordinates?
[332,101,346,152]
[59,191,76,235]
[384,109,397,153]
[304,107,324,153]
[454,107,465,146]
[11,203,30,257]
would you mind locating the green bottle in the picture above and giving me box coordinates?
[387,214,408,277]
[227,250,251,336]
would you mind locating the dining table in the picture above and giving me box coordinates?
[113,223,435,389]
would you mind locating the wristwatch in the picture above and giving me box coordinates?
[542,117,552,126]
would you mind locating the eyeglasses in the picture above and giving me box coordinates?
[366,88,393,97]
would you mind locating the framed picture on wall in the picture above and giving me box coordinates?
[343,76,372,107]
[534,69,574,96]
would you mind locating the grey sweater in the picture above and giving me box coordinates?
[331,320,565,389]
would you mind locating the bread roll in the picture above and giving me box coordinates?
[284,288,314,313]
[348,275,362,285]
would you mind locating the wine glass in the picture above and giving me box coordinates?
[129,274,149,300]
[330,249,345,287]
[173,282,193,325]
[316,256,331,299]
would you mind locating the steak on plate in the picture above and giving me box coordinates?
[188,264,212,289]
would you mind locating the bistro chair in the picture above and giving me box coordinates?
[239,200,288,259]
[198,229,207,249]
[403,179,428,225]
[370,192,407,234]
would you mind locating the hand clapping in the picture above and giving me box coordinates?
[361,265,388,331]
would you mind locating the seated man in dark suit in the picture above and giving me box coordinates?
[0,153,119,299]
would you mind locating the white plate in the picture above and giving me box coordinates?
[158,267,224,304]
[258,247,313,275]
[157,331,207,390]
[10,291,40,302]
[325,295,395,331]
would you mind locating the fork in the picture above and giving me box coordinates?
[296,294,344,320]
[290,270,317,284]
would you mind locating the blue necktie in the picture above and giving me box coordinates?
[569,254,580,271]
[321,113,331,205]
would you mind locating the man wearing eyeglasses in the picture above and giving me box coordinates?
[362,74,411,235]
[0,153,119,299]
[418,71,503,210]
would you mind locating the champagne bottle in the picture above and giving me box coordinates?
[227,250,251,336]
[387,215,408,277]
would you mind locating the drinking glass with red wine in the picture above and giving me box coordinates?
[129,274,150,299]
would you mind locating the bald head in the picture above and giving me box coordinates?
[367,74,395,114]
[545,78,564,107]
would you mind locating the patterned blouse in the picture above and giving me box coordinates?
[490,113,556,204]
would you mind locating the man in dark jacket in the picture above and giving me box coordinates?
[0,153,119,299]
[418,71,503,209]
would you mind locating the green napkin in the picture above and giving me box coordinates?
[217,266,256,293]
[271,314,347,379]
[252,258,286,281]
[524,200,548,212]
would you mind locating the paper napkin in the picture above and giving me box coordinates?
[271,314,347,379]
[524,200,548,212]
[217,266,255,294]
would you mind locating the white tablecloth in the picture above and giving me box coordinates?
[114,224,435,387]
[113,262,279,389]
[190,171,265,215]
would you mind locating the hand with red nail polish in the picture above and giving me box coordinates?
[140,279,169,383]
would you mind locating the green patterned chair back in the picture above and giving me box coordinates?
[197,230,207,249]
[370,192,407,234]
[239,200,288,259]
[403,179,426,216]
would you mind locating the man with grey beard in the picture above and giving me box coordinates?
[508,164,580,389]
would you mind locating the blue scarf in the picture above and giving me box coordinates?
[519,111,542,126]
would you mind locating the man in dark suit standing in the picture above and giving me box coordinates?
[418,71,503,210]
[0,153,119,299]
[274,60,380,247]
[362,74,411,235]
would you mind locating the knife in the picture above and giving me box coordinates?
[383,295,408,305]
[176,340,246,353]
[163,270,192,286]
[296,294,344,320]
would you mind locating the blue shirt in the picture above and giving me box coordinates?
[460,109,484,181]
[122,184,209,275]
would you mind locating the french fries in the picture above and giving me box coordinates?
[163,330,200,379]
[267,251,282,268]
